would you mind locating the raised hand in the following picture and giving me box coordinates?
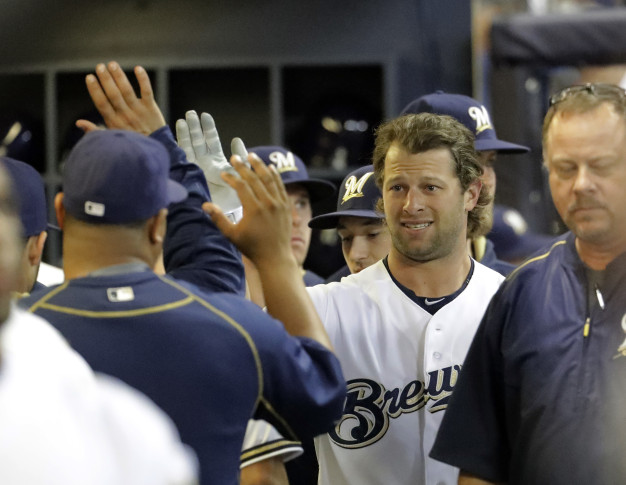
[176,111,247,221]
[202,152,293,268]
[76,61,166,135]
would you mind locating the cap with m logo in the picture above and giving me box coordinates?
[249,146,335,204]
[309,165,383,230]
[401,91,530,154]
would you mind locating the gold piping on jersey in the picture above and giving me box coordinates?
[161,278,298,440]
[26,281,70,313]
[30,296,194,318]
[507,239,567,280]
[26,274,302,441]
[158,275,267,415]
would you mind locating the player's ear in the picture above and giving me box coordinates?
[54,193,66,229]
[26,231,47,266]
[464,179,482,212]
[148,208,168,245]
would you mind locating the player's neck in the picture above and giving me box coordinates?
[575,236,626,270]
[62,232,157,280]
[387,244,472,298]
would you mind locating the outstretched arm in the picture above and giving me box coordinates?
[79,62,245,295]
[205,153,333,350]
[174,113,266,306]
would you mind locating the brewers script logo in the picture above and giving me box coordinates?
[342,171,374,204]
[468,105,493,135]
[269,151,298,173]
[329,365,461,449]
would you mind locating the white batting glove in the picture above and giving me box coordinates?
[175,110,246,223]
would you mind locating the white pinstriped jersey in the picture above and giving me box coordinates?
[307,259,504,485]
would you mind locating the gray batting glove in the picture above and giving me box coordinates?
[176,110,245,222]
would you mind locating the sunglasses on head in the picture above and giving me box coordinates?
[549,83,626,107]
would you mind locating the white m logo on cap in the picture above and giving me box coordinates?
[468,106,493,135]
[269,151,298,173]
[342,172,373,204]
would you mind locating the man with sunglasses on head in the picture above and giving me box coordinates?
[430,83,626,484]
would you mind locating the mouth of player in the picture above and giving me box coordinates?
[401,222,432,231]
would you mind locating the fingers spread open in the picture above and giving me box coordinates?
[107,61,139,109]
[185,111,208,158]
[175,119,195,163]
[94,63,131,114]
[134,65,155,101]
[247,153,287,204]
[200,113,223,157]
[85,73,116,123]
[231,137,250,167]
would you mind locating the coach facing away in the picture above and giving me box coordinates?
[21,128,346,485]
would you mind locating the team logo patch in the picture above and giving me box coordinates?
[329,365,460,449]
[342,171,373,204]
[614,313,626,360]
[468,105,493,135]
[268,151,298,174]
[107,287,135,302]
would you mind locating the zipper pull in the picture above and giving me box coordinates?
[594,284,605,310]
[583,317,591,337]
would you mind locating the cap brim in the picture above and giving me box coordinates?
[166,179,188,205]
[309,209,384,229]
[285,179,336,204]
[475,139,530,154]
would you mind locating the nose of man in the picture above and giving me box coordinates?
[349,237,369,264]
[402,188,423,214]
[572,165,596,194]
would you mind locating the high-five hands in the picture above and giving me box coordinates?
[202,153,294,269]
[77,61,166,135]
[175,110,248,222]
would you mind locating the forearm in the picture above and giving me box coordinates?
[152,126,245,295]
[256,256,333,351]
[240,458,289,485]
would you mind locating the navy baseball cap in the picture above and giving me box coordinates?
[488,204,554,262]
[250,146,335,203]
[309,165,383,229]
[1,157,48,237]
[401,91,530,154]
[63,130,187,224]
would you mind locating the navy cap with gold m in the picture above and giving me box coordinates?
[250,146,336,204]
[309,165,383,230]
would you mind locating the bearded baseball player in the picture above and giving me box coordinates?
[401,91,531,276]
[214,112,506,484]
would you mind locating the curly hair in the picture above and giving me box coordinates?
[372,113,491,239]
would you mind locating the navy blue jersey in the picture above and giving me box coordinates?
[430,233,626,484]
[475,237,515,276]
[21,272,345,485]
[21,127,346,485]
